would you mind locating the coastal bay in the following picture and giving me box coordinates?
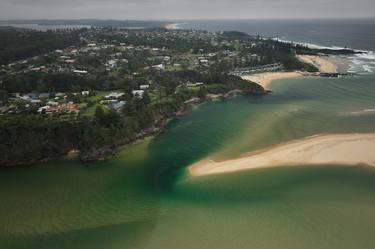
[2,59,375,249]
[2,19,375,249]
[190,55,375,177]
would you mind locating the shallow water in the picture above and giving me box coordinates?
[2,18,375,249]
[1,68,375,248]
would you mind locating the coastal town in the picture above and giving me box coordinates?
[0,26,349,116]
[0,25,355,166]
[1,0,375,248]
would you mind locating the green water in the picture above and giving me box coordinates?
[1,74,375,249]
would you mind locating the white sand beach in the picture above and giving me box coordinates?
[297,55,338,73]
[241,55,337,90]
[189,133,375,176]
[241,71,305,89]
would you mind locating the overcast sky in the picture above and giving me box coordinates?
[1,0,374,20]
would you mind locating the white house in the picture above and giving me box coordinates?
[132,90,144,98]
[140,85,150,90]
[105,92,125,99]
[81,91,90,96]
[186,82,204,87]
[73,70,88,74]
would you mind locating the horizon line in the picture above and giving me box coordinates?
[1,17,375,22]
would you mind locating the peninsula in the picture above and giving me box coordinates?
[0,27,356,167]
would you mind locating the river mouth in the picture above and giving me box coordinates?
[1,64,375,248]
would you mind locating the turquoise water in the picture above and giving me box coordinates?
[1,70,375,248]
[2,19,375,249]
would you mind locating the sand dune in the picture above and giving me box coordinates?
[189,133,375,177]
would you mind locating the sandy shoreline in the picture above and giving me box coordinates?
[241,55,338,90]
[189,133,375,177]
[297,55,338,73]
[241,71,305,89]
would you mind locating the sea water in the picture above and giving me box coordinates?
[1,19,375,249]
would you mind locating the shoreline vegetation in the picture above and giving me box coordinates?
[189,133,375,177]
[0,27,359,167]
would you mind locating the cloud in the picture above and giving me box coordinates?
[0,0,374,19]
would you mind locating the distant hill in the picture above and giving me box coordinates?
[0,19,170,29]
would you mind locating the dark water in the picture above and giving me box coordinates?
[179,18,375,51]
[1,19,375,249]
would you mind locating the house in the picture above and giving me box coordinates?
[81,91,90,96]
[20,95,31,101]
[39,93,50,99]
[250,54,260,61]
[186,82,204,87]
[199,59,209,66]
[65,103,78,113]
[46,106,60,114]
[73,70,88,74]
[106,59,117,68]
[132,90,144,98]
[109,101,125,111]
[152,64,164,70]
[54,93,66,100]
[230,63,283,76]
[38,106,50,113]
[140,84,150,90]
[23,93,37,99]
[30,67,41,72]
[47,101,59,106]
[30,99,42,104]
[104,92,125,99]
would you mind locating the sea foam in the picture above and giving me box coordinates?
[271,37,375,75]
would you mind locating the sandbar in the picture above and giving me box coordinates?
[189,133,375,176]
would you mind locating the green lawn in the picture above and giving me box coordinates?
[81,91,109,117]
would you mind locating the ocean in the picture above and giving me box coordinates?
[1,19,375,249]
[179,18,375,51]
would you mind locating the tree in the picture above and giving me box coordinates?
[197,86,207,99]
[0,90,8,104]
[95,106,106,126]
[122,99,137,117]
